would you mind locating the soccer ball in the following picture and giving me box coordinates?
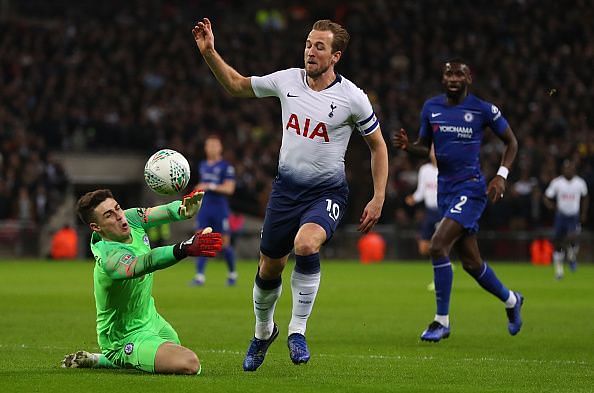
[144,149,191,195]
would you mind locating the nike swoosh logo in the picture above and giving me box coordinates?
[254,300,267,304]
[299,291,315,296]
[287,93,299,98]
[431,113,442,118]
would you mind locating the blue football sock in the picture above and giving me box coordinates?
[196,257,207,275]
[224,246,236,273]
[466,262,510,302]
[295,253,321,274]
[432,256,453,315]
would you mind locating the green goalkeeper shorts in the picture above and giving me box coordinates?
[104,315,180,373]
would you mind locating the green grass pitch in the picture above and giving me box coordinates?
[1,259,593,392]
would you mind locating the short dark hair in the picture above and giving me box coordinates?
[443,57,471,71]
[312,19,350,54]
[76,189,114,225]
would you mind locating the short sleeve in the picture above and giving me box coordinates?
[251,69,293,98]
[580,179,588,196]
[224,162,236,181]
[418,103,432,140]
[544,180,557,199]
[351,88,379,136]
[483,101,509,135]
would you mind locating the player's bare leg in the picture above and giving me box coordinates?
[154,342,200,374]
[243,253,288,371]
[288,223,326,364]
[456,235,524,335]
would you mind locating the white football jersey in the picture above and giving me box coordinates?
[251,68,379,193]
[545,175,588,216]
[412,163,438,209]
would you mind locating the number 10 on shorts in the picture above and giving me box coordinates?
[326,199,340,221]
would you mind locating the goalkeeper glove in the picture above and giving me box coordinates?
[179,190,204,219]
[173,227,222,259]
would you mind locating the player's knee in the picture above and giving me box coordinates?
[294,238,321,256]
[179,351,200,375]
[428,240,447,258]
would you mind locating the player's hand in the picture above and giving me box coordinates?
[392,128,409,151]
[196,182,216,192]
[359,197,383,233]
[487,176,506,203]
[180,227,223,257]
[179,190,204,219]
[405,195,415,206]
[192,18,215,55]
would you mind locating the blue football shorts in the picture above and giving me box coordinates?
[420,208,441,240]
[439,189,487,235]
[553,213,581,240]
[260,191,347,258]
[196,206,230,234]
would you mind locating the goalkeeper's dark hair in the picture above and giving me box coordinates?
[312,19,350,54]
[76,189,114,225]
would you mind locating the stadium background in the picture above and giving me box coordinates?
[1,0,593,261]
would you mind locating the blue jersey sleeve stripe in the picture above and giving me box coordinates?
[361,119,380,135]
[357,112,376,126]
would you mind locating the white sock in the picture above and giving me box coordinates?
[504,291,517,308]
[553,250,565,277]
[253,283,282,339]
[228,271,238,280]
[194,273,205,282]
[434,314,449,328]
[288,271,321,336]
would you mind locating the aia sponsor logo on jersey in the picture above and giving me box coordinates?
[286,114,330,142]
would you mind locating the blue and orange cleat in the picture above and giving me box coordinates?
[287,333,310,364]
[420,321,450,342]
[243,324,279,371]
[506,291,524,336]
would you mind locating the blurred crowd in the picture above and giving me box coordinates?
[1,0,593,231]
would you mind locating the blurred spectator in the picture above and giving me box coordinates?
[0,0,592,231]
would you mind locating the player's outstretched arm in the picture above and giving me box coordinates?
[102,229,222,280]
[135,191,204,230]
[487,127,518,203]
[192,18,255,98]
[392,128,431,158]
[359,129,388,233]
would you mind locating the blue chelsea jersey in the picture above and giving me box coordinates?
[199,159,235,208]
[419,94,509,194]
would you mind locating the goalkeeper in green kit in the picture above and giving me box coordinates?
[62,189,222,374]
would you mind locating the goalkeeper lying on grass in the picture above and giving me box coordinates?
[62,189,222,374]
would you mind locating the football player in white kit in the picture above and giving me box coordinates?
[405,146,439,257]
[543,160,589,279]
[192,18,388,371]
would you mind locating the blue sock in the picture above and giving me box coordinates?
[432,256,453,315]
[466,262,510,302]
[196,257,207,274]
[224,246,236,273]
[295,253,321,274]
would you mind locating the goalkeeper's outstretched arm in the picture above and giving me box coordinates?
[136,191,204,229]
[102,229,222,280]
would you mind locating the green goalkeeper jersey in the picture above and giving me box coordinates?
[90,201,185,351]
